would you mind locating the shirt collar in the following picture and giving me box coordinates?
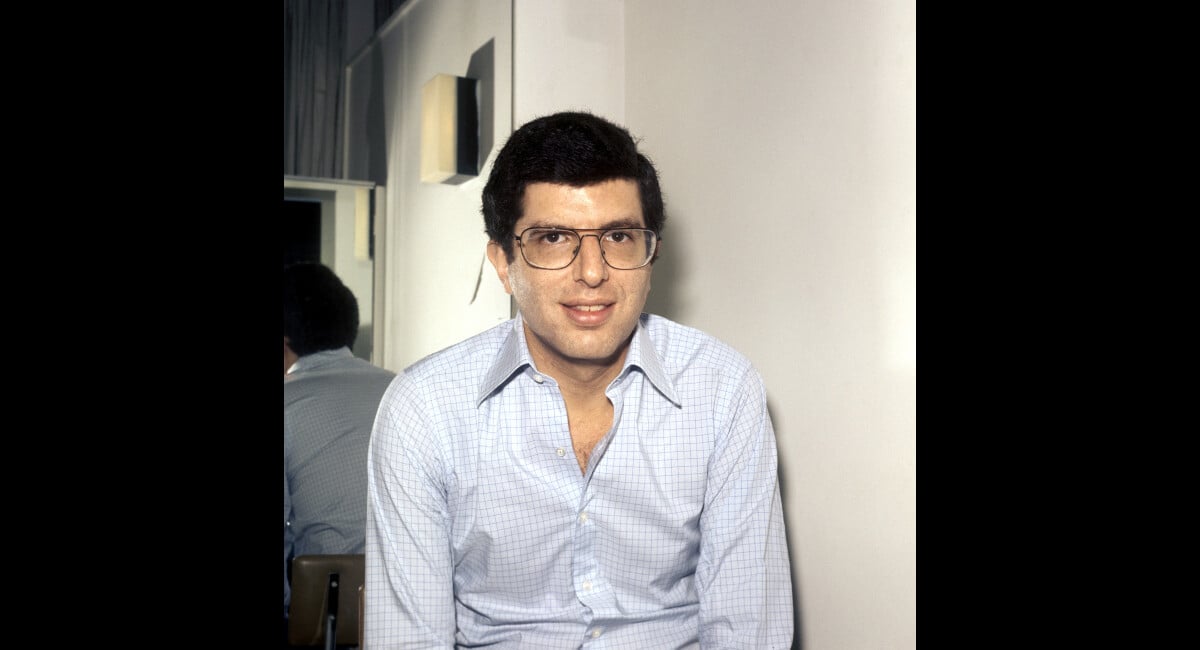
[476,314,533,406]
[622,316,682,407]
[475,314,681,407]
[288,347,355,375]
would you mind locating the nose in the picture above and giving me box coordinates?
[573,234,608,286]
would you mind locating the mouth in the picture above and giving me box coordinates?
[563,302,614,325]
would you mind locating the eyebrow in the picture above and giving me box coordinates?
[525,219,646,230]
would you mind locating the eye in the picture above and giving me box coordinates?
[533,229,574,245]
[606,230,631,243]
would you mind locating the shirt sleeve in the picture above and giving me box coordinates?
[696,366,794,648]
[364,372,457,649]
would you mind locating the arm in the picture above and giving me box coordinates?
[364,373,456,649]
[696,367,793,649]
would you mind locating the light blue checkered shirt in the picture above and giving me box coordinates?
[365,314,792,648]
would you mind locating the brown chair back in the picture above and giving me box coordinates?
[288,554,365,647]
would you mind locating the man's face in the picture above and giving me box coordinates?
[487,179,656,376]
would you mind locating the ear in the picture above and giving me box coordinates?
[486,240,513,295]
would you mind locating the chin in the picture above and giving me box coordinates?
[565,333,631,364]
[523,310,639,369]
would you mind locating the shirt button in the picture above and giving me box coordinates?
[579,512,588,523]
[591,629,601,638]
[556,447,566,457]
[532,373,544,383]
[582,580,592,591]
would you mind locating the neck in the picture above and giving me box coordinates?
[526,338,629,401]
[283,344,301,376]
[553,360,624,403]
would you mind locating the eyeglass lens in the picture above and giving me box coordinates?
[519,228,655,269]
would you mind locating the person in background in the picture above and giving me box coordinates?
[364,111,793,648]
[284,262,396,629]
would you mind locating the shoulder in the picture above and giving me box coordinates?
[403,320,511,381]
[641,313,768,419]
[373,322,513,457]
[382,320,512,407]
[348,357,398,381]
[284,355,395,394]
[643,313,756,377]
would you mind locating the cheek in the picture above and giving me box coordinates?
[506,267,539,307]
[631,272,652,303]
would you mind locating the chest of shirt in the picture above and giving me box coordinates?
[442,373,715,565]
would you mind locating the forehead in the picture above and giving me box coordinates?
[518,180,644,229]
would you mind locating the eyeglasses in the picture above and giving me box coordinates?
[513,227,660,270]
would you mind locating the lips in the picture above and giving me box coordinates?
[563,302,614,325]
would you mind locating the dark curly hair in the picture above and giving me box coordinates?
[283,262,359,356]
[481,111,665,261]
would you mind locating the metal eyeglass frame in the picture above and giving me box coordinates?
[513,226,660,270]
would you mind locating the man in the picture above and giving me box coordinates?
[365,112,792,648]
[284,262,396,621]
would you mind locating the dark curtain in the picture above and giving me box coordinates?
[283,0,347,178]
[374,0,406,29]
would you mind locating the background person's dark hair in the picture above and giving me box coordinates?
[482,111,666,260]
[283,262,360,356]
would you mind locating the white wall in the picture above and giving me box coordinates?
[353,0,515,371]
[625,2,916,648]
[513,0,626,126]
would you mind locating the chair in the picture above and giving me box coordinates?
[288,554,365,649]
